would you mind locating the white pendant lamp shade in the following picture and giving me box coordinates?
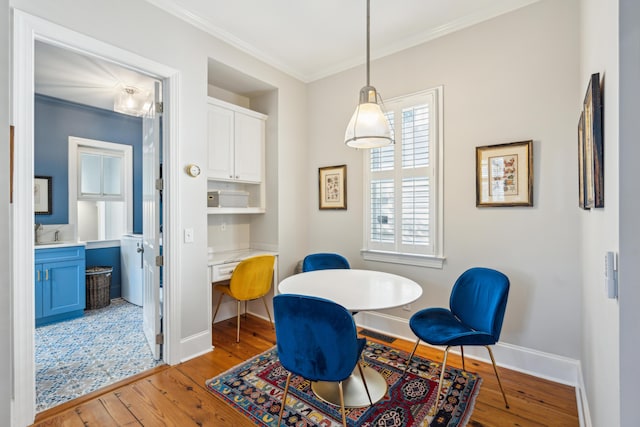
[345,87,392,148]
[344,0,393,149]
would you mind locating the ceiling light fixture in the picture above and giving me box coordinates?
[114,85,152,117]
[344,0,393,149]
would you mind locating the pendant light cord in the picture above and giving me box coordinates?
[366,0,370,87]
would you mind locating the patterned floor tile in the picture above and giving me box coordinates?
[35,298,162,412]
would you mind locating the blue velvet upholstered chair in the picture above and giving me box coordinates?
[404,267,510,411]
[302,252,350,272]
[273,294,372,427]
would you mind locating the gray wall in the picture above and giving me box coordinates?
[619,1,640,425]
[0,0,10,424]
[307,0,582,358]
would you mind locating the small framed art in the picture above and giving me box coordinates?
[318,164,347,210]
[476,140,533,207]
[34,176,52,215]
[579,72,604,209]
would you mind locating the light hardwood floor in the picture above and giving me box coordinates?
[33,314,580,426]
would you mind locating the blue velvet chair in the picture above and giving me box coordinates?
[404,267,510,410]
[302,252,350,272]
[273,294,372,427]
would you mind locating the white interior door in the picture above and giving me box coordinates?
[142,82,162,360]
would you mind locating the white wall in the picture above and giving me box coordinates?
[6,1,307,422]
[0,0,11,424]
[579,0,621,425]
[619,2,640,426]
[308,0,582,359]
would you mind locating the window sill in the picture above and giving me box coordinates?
[361,250,445,269]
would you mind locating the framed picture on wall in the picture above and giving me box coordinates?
[476,141,533,207]
[580,72,604,209]
[577,111,587,209]
[34,176,52,215]
[318,164,347,210]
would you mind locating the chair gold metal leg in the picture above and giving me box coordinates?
[402,339,421,378]
[278,372,292,427]
[460,346,465,371]
[485,346,509,408]
[356,362,373,406]
[236,300,241,343]
[338,381,347,427]
[212,293,224,324]
[432,345,451,416]
[262,296,274,328]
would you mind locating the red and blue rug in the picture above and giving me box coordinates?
[205,341,481,426]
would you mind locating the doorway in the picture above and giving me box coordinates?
[33,41,163,410]
[12,10,179,425]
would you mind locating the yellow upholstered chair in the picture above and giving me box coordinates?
[212,255,275,342]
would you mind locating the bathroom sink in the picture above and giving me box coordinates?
[35,241,69,247]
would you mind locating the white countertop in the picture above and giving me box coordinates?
[34,241,86,250]
[208,248,278,266]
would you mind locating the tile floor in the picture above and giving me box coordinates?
[35,298,162,412]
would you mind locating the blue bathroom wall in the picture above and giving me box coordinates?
[86,247,121,299]
[34,94,143,233]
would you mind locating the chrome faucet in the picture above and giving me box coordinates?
[54,230,60,242]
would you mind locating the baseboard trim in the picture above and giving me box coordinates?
[179,330,212,363]
[354,311,581,387]
[575,361,592,427]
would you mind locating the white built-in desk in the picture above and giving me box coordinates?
[208,249,278,283]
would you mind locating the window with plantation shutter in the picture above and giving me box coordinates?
[363,88,444,268]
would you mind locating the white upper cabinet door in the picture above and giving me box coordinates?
[207,103,235,180]
[234,111,264,183]
[207,99,266,183]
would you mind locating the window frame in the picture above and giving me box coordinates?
[361,87,445,268]
[68,136,133,243]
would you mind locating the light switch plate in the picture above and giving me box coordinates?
[184,228,194,243]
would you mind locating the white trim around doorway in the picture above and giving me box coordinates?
[12,10,181,426]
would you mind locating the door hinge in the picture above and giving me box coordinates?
[155,101,163,114]
[156,255,164,267]
[156,333,164,345]
[155,178,163,191]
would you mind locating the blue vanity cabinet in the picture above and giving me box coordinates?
[35,245,86,326]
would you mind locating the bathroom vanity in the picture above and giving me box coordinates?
[35,243,86,326]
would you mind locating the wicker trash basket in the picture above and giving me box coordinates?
[85,266,112,310]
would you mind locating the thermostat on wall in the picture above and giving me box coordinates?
[185,164,201,177]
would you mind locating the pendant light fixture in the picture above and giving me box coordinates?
[114,84,152,117]
[344,0,393,149]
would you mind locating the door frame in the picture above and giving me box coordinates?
[12,10,181,425]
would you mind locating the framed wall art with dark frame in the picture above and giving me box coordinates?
[476,140,533,207]
[578,111,586,209]
[579,72,604,209]
[318,164,347,210]
[34,176,52,215]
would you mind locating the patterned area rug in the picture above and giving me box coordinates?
[35,298,162,412]
[206,341,481,426]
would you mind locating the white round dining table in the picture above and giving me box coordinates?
[277,269,423,312]
[277,269,423,408]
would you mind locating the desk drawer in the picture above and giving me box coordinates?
[211,262,239,282]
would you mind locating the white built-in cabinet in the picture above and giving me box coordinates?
[207,97,267,214]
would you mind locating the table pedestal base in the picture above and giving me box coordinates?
[311,366,387,408]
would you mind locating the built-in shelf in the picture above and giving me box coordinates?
[207,97,267,215]
[207,207,265,214]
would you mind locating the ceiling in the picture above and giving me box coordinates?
[35,0,539,111]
